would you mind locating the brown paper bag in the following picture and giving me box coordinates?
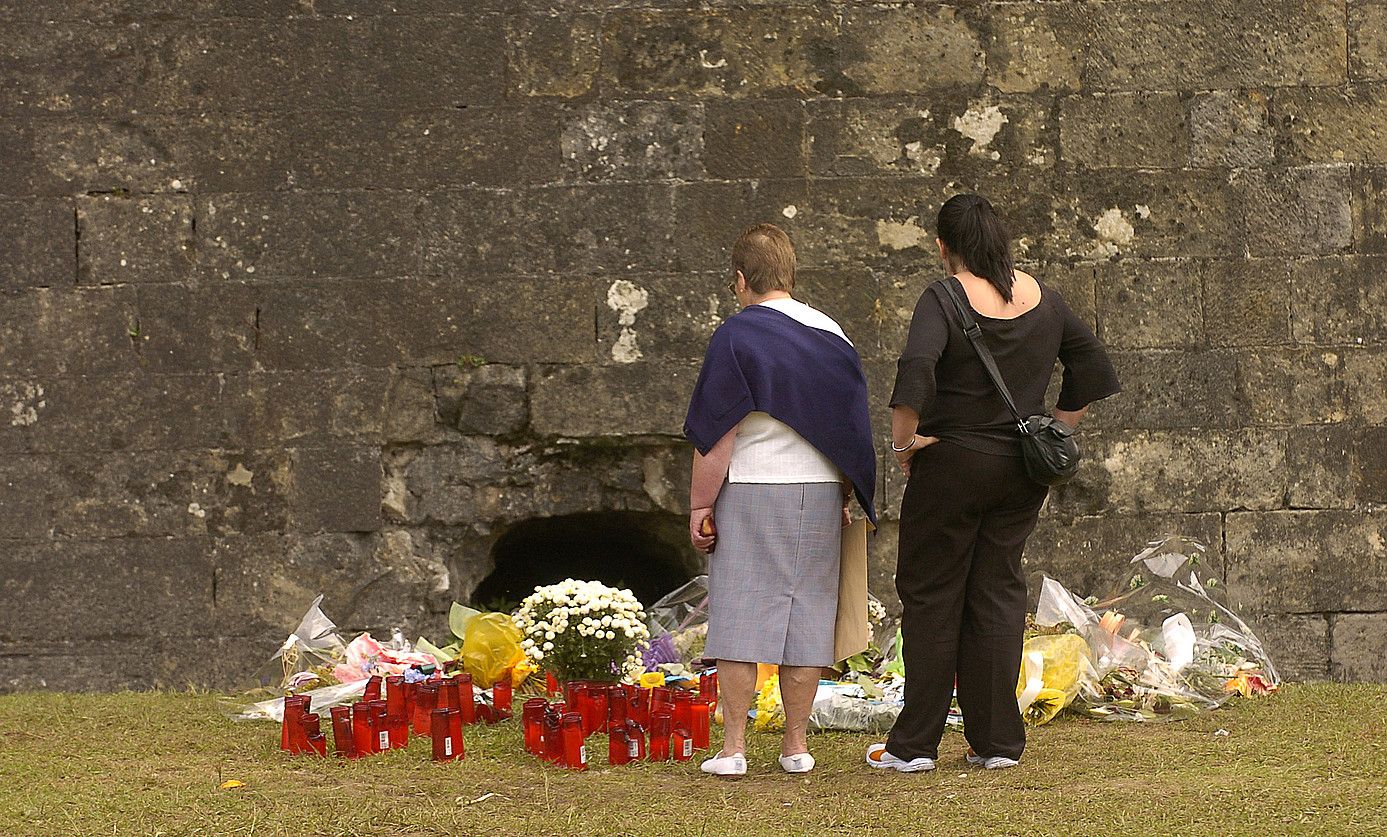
[834,518,874,663]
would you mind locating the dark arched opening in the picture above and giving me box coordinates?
[472,511,702,612]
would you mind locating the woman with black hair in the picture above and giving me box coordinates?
[867,194,1120,773]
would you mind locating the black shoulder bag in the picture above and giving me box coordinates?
[939,277,1080,486]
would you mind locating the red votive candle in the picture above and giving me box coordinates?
[280,695,307,752]
[649,710,672,762]
[413,682,439,737]
[431,708,463,762]
[456,674,476,725]
[300,714,326,758]
[699,670,719,705]
[561,712,588,771]
[630,688,651,727]
[363,675,382,702]
[625,720,647,761]
[607,685,628,729]
[671,728,693,762]
[673,690,693,732]
[608,725,632,766]
[690,697,711,751]
[366,700,390,754]
[330,706,356,759]
[522,698,547,755]
[385,676,409,749]
[492,680,513,717]
[591,686,610,734]
[546,671,560,696]
[352,702,373,757]
[543,709,565,764]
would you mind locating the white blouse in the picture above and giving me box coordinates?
[727,298,850,485]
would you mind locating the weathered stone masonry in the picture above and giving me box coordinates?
[0,1,1384,689]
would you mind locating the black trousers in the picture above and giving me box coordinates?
[885,441,1048,761]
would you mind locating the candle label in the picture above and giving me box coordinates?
[627,739,639,759]
[444,738,453,757]
[579,745,587,765]
[378,731,390,750]
[682,739,693,758]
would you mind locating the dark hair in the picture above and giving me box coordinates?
[732,223,796,294]
[936,194,1016,302]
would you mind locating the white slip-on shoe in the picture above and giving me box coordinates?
[778,753,815,774]
[965,752,1019,770]
[865,743,936,773]
[700,752,747,776]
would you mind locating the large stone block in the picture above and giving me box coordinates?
[1095,259,1204,349]
[1351,1,1387,81]
[384,367,442,445]
[794,175,943,269]
[222,369,391,447]
[1027,512,1226,604]
[704,100,807,178]
[1058,93,1189,168]
[671,179,808,273]
[0,537,215,640]
[421,185,676,276]
[1203,258,1294,347]
[1344,347,1387,423]
[0,198,72,289]
[254,278,596,369]
[77,194,194,284]
[1100,350,1243,429]
[1048,170,1241,260]
[1235,348,1350,426]
[1291,255,1387,345]
[290,446,383,534]
[0,0,299,19]
[0,372,225,454]
[1049,430,1288,515]
[1275,84,1387,163]
[836,5,985,95]
[434,363,527,436]
[1083,0,1347,91]
[1331,613,1387,681]
[199,192,421,279]
[561,101,703,182]
[0,286,139,377]
[594,274,732,365]
[1190,90,1274,168]
[1286,426,1360,510]
[507,13,601,99]
[985,3,1088,94]
[176,108,562,192]
[1234,166,1353,257]
[530,362,697,437]
[1358,426,1387,502]
[1353,165,1387,253]
[0,453,61,538]
[0,116,182,196]
[1226,509,1387,613]
[1248,614,1331,681]
[0,22,168,115]
[133,281,257,373]
[162,18,505,112]
[600,10,832,98]
[794,267,883,357]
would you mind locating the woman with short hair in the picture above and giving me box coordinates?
[685,223,876,777]
[867,194,1120,773]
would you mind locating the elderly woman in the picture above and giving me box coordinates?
[867,194,1120,773]
[684,223,876,777]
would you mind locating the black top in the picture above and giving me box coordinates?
[890,278,1121,457]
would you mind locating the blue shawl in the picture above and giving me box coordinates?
[683,305,877,524]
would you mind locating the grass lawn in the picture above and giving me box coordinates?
[1,683,1384,836]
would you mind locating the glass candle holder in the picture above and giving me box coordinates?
[456,674,476,726]
[690,697,711,751]
[608,725,631,766]
[330,706,356,759]
[590,686,610,734]
[492,680,513,717]
[363,675,382,703]
[413,683,439,737]
[522,698,547,755]
[625,720,647,761]
[542,709,564,764]
[431,708,463,762]
[352,702,373,757]
[649,710,673,762]
[385,676,409,749]
[671,728,693,762]
[673,690,693,732]
[561,712,588,771]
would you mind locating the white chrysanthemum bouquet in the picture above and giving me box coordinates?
[514,579,650,683]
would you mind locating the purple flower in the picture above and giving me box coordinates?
[642,632,678,672]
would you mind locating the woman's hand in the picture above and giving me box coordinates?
[690,507,717,554]
[893,434,940,478]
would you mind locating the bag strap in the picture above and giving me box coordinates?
[939,277,1026,427]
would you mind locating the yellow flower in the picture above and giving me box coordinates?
[754,675,784,732]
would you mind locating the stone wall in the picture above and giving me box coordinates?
[1,1,1383,689]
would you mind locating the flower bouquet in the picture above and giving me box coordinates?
[514,579,650,683]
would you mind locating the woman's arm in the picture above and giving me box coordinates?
[1052,405,1089,427]
[890,405,939,478]
[689,427,736,554]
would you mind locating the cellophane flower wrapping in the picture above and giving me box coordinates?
[646,575,710,665]
[1032,536,1280,722]
[256,594,349,692]
[514,579,650,683]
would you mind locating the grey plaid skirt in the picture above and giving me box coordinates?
[704,482,842,667]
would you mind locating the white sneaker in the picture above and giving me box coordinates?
[700,752,747,776]
[778,753,815,774]
[865,743,936,773]
[965,753,1019,770]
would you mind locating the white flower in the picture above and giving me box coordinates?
[542,641,554,651]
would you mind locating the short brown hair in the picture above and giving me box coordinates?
[732,223,796,294]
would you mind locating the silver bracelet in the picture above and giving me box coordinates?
[890,437,916,453]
